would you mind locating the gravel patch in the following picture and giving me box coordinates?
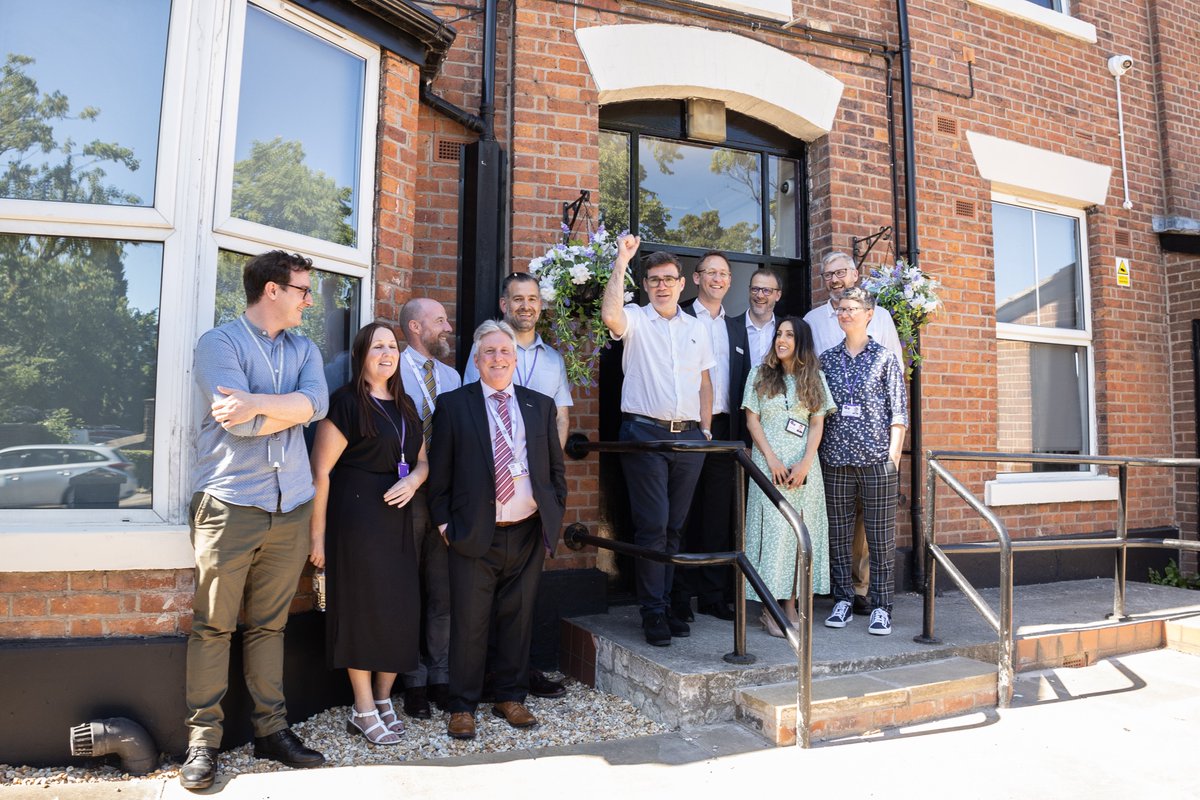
[0,676,667,787]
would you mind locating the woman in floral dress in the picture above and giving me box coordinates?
[742,318,835,636]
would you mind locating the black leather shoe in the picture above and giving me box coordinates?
[253,728,325,768]
[428,682,450,710]
[179,746,217,790]
[529,669,567,698]
[670,599,694,623]
[852,595,871,615]
[404,685,431,719]
[643,613,671,646]
[666,614,690,638]
[698,602,736,621]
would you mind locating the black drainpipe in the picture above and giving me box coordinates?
[895,0,925,590]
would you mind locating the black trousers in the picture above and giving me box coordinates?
[447,515,545,713]
[674,413,736,607]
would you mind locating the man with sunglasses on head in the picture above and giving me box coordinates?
[601,235,715,647]
[803,251,904,617]
[181,251,329,790]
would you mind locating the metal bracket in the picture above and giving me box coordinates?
[851,225,892,267]
[562,189,591,242]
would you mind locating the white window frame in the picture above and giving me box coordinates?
[966,0,1097,43]
[0,0,379,571]
[985,193,1117,507]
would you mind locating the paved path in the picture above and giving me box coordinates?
[5,647,1196,800]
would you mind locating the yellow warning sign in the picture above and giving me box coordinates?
[1116,257,1131,287]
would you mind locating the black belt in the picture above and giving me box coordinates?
[623,413,698,433]
[496,511,539,528]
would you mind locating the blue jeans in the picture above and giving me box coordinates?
[619,420,706,618]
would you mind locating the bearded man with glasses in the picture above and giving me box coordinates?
[601,236,714,646]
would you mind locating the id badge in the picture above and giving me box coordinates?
[397,461,410,479]
[509,462,529,477]
[785,418,808,438]
[842,403,863,418]
[266,437,284,469]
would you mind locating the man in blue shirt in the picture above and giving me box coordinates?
[181,251,329,790]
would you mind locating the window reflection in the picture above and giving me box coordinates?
[994,202,1082,330]
[0,235,160,508]
[769,157,801,258]
[598,131,631,233]
[637,136,762,254]
[0,0,170,206]
[215,251,359,393]
[996,340,1089,473]
[230,6,366,246]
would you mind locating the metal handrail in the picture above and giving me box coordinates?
[920,450,1200,708]
[564,436,814,748]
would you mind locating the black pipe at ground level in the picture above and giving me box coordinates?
[69,717,158,776]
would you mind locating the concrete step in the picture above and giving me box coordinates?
[734,656,997,746]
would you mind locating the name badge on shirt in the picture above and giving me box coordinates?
[785,418,808,438]
[397,461,410,479]
[509,462,529,477]
[267,436,285,469]
[842,403,863,418]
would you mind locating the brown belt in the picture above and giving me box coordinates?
[622,413,699,433]
[496,511,539,528]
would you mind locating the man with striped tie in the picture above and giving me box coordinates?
[428,320,567,740]
[397,298,461,718]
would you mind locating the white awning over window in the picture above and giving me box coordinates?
[967,131,1112,208]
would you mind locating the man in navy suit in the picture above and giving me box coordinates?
[427,320,567,740]
[675,251,751,621]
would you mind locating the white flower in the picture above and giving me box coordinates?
[539,276,557,302]
[624,291,634,303]
[569,264,592,285]
[528,256,545,275]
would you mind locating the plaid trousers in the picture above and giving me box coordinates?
[823,462,899,612]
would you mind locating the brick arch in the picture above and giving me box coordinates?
[575,24,844,142]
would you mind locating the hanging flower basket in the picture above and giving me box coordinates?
[529,224,636,389]
[862,258,942,378]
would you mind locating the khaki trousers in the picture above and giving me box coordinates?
[185,492,312,748]
[852,509,870,598]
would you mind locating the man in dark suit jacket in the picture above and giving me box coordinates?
[428,320,567,741]
[674,251,752,621]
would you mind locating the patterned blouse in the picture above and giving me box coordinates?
[818,337,908,467]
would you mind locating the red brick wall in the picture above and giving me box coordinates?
[0,572,195,638]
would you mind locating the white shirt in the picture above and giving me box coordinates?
[399,347,462,421]
[691,299,730,415]
[803,300,905,364]
[744,313,777,368]
[463,334,573,407]
[482,382,538,523]
[614,303,716,422]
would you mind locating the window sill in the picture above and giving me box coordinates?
[967,0,1097,43]
[984,475,1119,507]
[0,525,193,572]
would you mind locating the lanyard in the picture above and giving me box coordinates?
[369,396,407,464]
[404,350,440,412]
[841,348,867,402]
[515,344,541,389]
[486,391,518,455]
[239,316,283,394]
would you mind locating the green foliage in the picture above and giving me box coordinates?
[231,137,355,246]
[121,449,153,491]
[0,53,141,205]
[862,259,943,378]
[1148,559,1200,590]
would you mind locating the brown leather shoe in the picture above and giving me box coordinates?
[492,701,538,728]
[447,712,476,740]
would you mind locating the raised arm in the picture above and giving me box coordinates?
[601,234,639,338]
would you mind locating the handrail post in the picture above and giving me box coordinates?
[915,451,941,644]
[725,457,752,664]
[1111,463,1129,620]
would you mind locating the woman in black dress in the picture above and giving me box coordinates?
[309,322,426,745]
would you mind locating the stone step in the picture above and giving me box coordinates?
[1165,615,1200,656]
[735,656,997,746]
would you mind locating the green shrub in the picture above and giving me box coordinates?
[1148,559,1200,590]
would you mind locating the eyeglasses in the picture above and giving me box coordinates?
[699,270,731,280]
[644,275,682,288]
[278,282,313,299]
[749,286,779,296]
[822,268,852,281]
[835,305,865,316]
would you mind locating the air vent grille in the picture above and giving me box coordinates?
[435,137,463,163]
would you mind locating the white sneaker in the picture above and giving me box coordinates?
[868,607,892,636]
[824,600,853,628]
